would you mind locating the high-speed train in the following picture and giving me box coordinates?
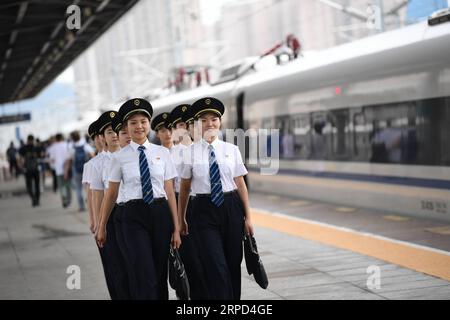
[151,21,450,222]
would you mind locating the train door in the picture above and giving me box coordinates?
[236,92,245,130]
[235,91,248,160]
[235,92,249,186]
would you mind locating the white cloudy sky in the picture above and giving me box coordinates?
[56,67,75,85]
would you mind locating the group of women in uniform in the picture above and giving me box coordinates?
[83,97,254,300]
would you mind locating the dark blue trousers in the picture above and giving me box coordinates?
[98,244,116,299]
[178,196,210,299]
[113,204,131,297]
[99,206,131,299]
[120,199,173,300]
[193,191,245,300]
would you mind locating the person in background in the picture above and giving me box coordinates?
[46,136,58,193]
[35,139,46,191]
[6,142,19,179]
[18,135,41,207]
[65,131,95,212]
[49,133,72,208]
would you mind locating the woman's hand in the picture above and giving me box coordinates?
[244,218,254,236]
[180,218,189,236]
[89,220,95,234]
[171,230,182,249]
[95,226,107,248]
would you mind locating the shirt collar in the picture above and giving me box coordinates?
[201,137,221,149]
[130,139,151,152]
[104,152,111,159]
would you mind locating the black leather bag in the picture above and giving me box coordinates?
[168,247,190,300]
[244,234,269,289]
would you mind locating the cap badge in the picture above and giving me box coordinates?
[110,112,115,118]
[205,98,211,105]
[162,113,167,119]
[182,106,187,112]
[134,99,140,106]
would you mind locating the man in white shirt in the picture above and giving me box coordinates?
[48,133,72,208]
[65,131,95,212]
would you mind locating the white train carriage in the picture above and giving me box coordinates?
[150,21,450,222]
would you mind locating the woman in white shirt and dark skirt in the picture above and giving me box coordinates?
[178,97,254,300]
[91,110,130,300]
[96,98,181,300]
[168,105,210,299]
[107,112,132,294]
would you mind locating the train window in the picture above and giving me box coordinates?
[363,97,450,166]
[328,110,350,160]
[351,110,368,159]
[278,115,296,159]
[310,112,328,160]
[244,96,449,166]
[293,114,310,159]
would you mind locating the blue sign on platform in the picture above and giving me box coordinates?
[0,113,31,125]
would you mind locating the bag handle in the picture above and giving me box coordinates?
[244,234,258,255]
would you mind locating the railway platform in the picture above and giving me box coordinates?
[0,177,449,300]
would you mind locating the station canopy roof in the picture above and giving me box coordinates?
[0,0,139,104]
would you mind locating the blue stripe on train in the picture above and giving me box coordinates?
[247,167,450,190]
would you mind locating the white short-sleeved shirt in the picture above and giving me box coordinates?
[109,139,177,201]
[48,141,70,176]
[101,151,126,204]
[116,180,126,204]
[46,144,56,170]
[82,160,92,185]
[101,153,112,190]
[169,144,187,193]
[89,151,108,191]
[180,138,248,194]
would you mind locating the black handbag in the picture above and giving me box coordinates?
[168,247,190,300]
[244,234,269,289]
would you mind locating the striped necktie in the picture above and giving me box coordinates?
[208,144,224,207]
[138,145,153,205]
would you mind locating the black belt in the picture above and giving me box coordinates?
[125,198,166,205]
[195,190,237,198]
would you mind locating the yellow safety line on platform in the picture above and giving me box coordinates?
[251,208,450,282]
